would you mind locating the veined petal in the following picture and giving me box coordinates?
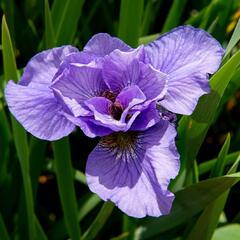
[102,47,144,90]
[84,97,127,132]
[19,46,78,87]
[52,51,97,81]
[103,47,167,100]
[86,120,180,218]
[5,81,75,140]
[83,33,131,57]
[51,64,108,104]
[61,112,113,138]
[145,25,225,115]
[116,85,146,122]
[130,101,160,131]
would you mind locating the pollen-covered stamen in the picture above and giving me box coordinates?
[100,131,137,149]
[102,90,117,102]
[109,101,123,120]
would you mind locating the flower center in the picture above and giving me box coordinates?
[109,101,123,120]
[100,131,137,150]
[102,90,116,102]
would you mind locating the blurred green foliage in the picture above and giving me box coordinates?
[0,0,240,239]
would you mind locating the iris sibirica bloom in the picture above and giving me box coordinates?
[5,26,224,217]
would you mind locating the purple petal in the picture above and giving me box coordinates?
[5,81,75,140]
[102,47,144,90]
[51,64,108,104]
[84,97,127,132]
[86,120,180,218]
[116,85,146,122]
[52,51,97,81]
[61,112,113,138]
[53,89,92,117]
[145,25,225,115]
[19,46,78,87]
[130,101,160,131]
[83,33,131,57]
[103,47,167,100]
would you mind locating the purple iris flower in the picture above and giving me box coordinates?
[5,26,224,218]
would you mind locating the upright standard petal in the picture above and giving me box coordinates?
[5,81,75,140]
[145,25,225,115]
[83,33,131,57]
[86,120,180,218]
[103,47,167,100]
[51,64,108,104]
[19,46,79,87]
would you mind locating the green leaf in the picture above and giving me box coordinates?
[210,133,231,177]
[118,0,144,47]
[0,213,9,240]
[81,201,114,240]
[35,216,48,240]
[51,0,85,45]
[47,193,101,240]
[138,173,240,239]
[141,0,162,35]
[29,137,47,200]
[212,224,240,240]
[2,15,17,83]
[200,1,218,29]
[75,170,87,185]
[224,18,240,57]
[138,33,160,45]
[53,138,81,240]
[162,0,187,33]
[123,215,136,240]
[0,101,11,185]
[44,0,55,48]
[2,15,36,239]
[186,156,239,240]
[199,151,240,175]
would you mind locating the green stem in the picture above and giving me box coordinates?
[81,201,114,240]
[53,138,81,240]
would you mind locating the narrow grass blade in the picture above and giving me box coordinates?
[29,137,47,200]
[0,102,11,184]
[53,138,81,240]
[75,170,87,185]
[162,0,187,33]
[139,173,240,239]
[0,213,9,240]
[123,215,136,240]
[44,0,55,48]
[35,216,48,240]
[186,155,239,240]
[199,1,216,29]
[2,15,36,239]
[81,201,114,240]
[224,18,240,57]
[185,1,221,26]
[199,151,240,175]
[141,0,162,35]
[51,0,85,45]
[48,193,101,240]
[138,33,160,45]
[118,0,144,47]
[210,133,231,177]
